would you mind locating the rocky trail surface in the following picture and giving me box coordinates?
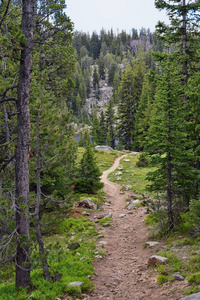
[84,156,188,300]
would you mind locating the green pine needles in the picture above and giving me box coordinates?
[146,53,197,232]
[75,135,104,194]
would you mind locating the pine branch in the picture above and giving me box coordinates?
[0,155,15,172]
[0,85,18,97]
[0,0,12,30]
[0,97,17,104]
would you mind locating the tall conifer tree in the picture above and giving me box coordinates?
[106,99,115,149]
[117,64,144,150]
[146,53,196,231]
[75,133,103,194]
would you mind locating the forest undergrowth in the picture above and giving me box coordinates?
[2,150,200,298]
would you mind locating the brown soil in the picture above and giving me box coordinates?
[84,156,189,300]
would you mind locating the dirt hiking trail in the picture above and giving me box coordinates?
[85,156,187,300]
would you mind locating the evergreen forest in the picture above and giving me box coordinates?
[1,0,200,299]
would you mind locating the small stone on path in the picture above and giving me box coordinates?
[99,241,107,245]
[145,241,160,247]
[127,203,135,210]
[127,200,140,210]
[132,200,140,204]
[119,213,126,218]
[170,273,185,281]
[104,212,112,218]
[95,255,103,259]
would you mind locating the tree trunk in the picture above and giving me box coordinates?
[35,105,50,281]
[167,81,174,232]
[182,0,188,102]
[182,0,187,58]
[0,177,2,197]
[195,135,200,199]
[167,152,174,231]
[15,0,34,288]
[35,185,51,281]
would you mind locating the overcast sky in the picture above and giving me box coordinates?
[66,0,169,35]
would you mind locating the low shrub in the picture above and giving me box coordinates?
[136,153,148,167]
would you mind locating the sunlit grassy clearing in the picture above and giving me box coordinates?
[77,147,119,173]
[107,153,156,195]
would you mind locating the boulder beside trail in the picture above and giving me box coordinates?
[147,255,168,267]
[95,145,113,151]
[77,199,97,210]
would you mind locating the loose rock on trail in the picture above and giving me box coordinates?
[84,156,188,300]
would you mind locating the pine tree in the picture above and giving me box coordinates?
[75,134,103,194]
[146,53,196,232]
[155,0,200,95]
[155,0,200,200]
[112,70,120,104]
[134,72,156,150]
[15,0,35,287]
[90,31,101,60]
[117,64,144,150]
[98,52,106,80]
[108,62,117,86]
[186,61,200,198]
[0,0,75,287]
[91,110,104,145]
[99,111,107,144]
[84,68,91,98]
[93,66,100,98]
[117,65,135,150]
[106,99,115,149]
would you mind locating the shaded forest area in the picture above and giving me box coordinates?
[1,0,200,299]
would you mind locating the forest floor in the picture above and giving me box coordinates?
[83,155,189,300]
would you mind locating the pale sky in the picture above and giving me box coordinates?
[66,0,169,35]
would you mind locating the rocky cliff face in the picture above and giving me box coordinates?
[84,80,113,116]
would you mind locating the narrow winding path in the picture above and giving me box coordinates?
[85,156,186,300]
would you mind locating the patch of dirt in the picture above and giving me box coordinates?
[84,156,189,300]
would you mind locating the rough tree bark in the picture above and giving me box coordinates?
[182,0,188,102]
[35,104,50,281]
[15,0,34,288]
[167,89,174,231]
